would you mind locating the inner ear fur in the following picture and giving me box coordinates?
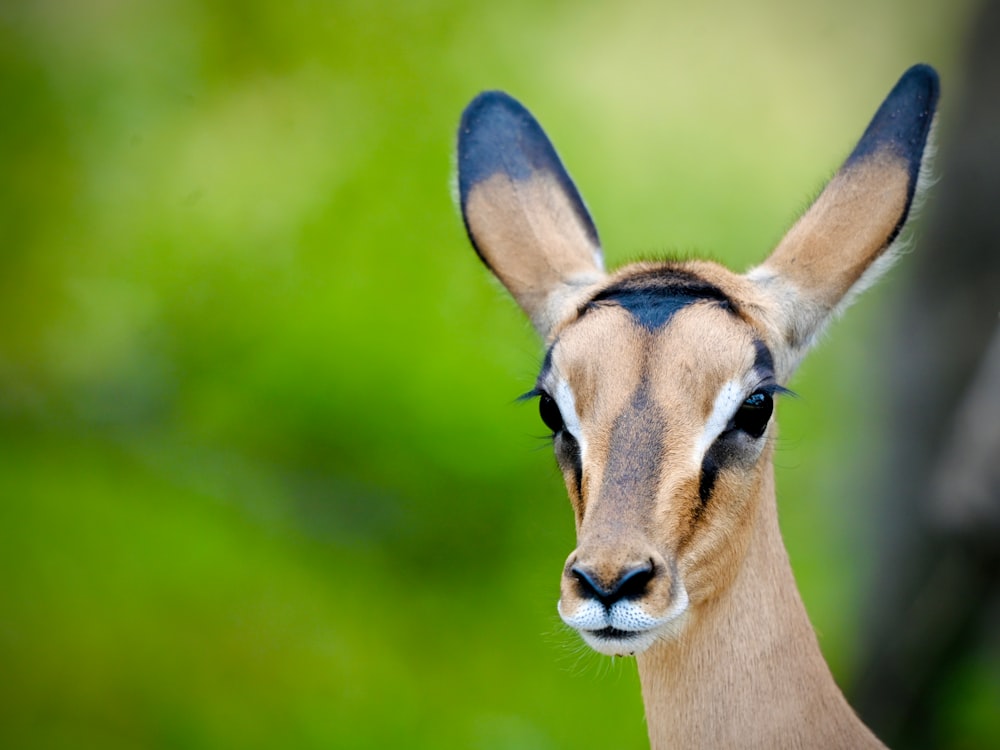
[749,64,939,366]
[457,92,606,337]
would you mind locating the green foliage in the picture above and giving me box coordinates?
[0,0,990,747]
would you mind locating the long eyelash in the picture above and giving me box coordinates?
[530,435,556,450]
[517,387,543,403]
[760,383,797,398]
[522,384,794,414]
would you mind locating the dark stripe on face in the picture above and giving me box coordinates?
[698,453,719,507]
[695,435,740,521]
[752,339,774,378]
[534,343,557,389]
[695,342,782,513]
[751,339,793,397]
[690,450,720,527]
[563,433,583,501]
[581,267,736,331]
[693,341,774,514]
[597,383,665,518]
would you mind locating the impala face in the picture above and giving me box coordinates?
[537,266,786,655]
[456,67,938,656]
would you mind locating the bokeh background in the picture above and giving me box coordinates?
[1,1,996,748]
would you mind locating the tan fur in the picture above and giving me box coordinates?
[748,155,914,377]
[459,77,934,749]
[765,156,910,311]
[553,298,765,617]
[639,462,881,749]
[464,173,604,335]
[543,269,887,747]
[466,200,914,747]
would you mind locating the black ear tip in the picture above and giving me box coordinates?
[454,89,602,258]
[461,90,525,124]
[882,63,940,124]
[458,90,534,153]
[456,90,539,206]
[896,63,940,108]
[902,63,940,90]
[846,64,940,175]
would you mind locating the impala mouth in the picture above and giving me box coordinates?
[579,624,661,656]
[589,626,643,640]
[560,580,691,656]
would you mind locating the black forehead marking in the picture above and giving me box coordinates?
[580,267,737,331]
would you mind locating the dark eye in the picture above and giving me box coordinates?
[538,392,565,433]
[733,391,773,439]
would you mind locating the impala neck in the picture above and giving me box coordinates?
[636,464,884,749]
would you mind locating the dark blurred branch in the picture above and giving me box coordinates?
[929,322,1000,540]
[852,2,1000,746]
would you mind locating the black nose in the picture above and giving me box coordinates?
[570,560,656,607]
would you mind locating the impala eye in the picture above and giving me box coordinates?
[539,392,565,434]
[733,391,773,439]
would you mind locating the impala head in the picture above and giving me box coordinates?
[456,66,938,656]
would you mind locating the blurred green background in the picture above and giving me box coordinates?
[1,1,992,748]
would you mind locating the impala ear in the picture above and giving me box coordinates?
[457,92,606,338]
[749,64,939,377]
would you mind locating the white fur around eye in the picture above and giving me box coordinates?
[553,378,587,460]
[692,379,744,465]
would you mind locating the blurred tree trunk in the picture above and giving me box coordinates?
[851,3,1000,746]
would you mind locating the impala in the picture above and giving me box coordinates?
[455,65,938,748]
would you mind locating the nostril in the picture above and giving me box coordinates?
[616,559,656,601]
[571,559,657,606]
[571,565,607,600]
